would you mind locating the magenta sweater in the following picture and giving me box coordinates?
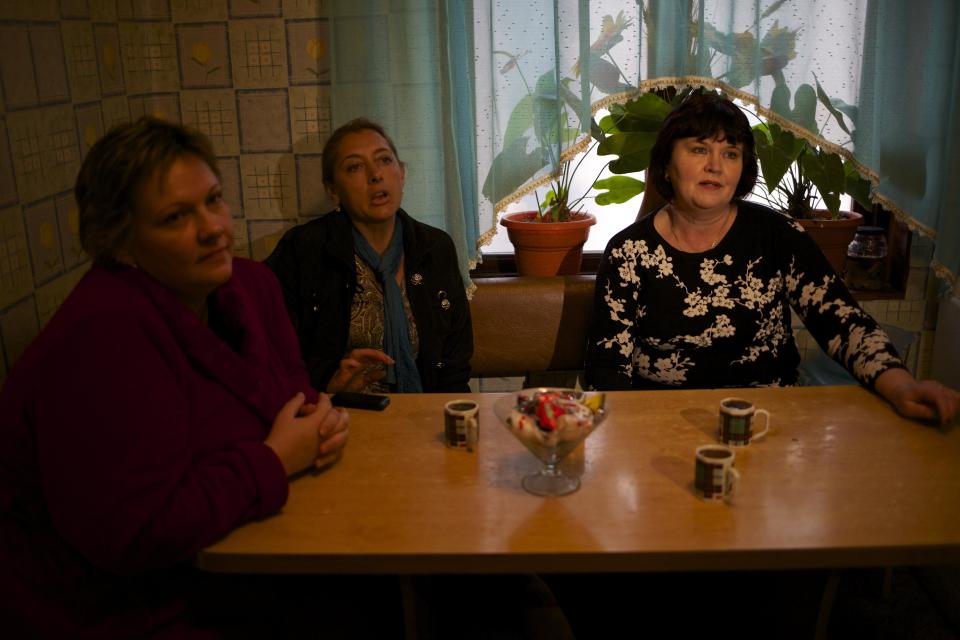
[0,259,316,637]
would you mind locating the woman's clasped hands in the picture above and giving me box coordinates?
[265,392,350,476]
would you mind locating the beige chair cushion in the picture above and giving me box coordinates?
[469,275,596,378]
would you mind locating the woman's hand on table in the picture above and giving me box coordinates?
[875,368,960,426]
[326,348,395,393]
[265,392,350,476]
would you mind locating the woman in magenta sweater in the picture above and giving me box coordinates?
[0,118,351,636]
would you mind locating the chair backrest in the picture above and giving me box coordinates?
[469,275,596,378]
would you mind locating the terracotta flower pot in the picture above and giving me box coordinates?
[795,210,863,275]
[500,211,596,276]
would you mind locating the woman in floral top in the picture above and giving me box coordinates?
[585,92,958,425]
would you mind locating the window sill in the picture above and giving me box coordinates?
[473,242,909,301]
[471,252,604,278]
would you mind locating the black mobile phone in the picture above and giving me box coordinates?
[330,392,390,411]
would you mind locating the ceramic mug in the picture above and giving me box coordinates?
[718,397,771,446]
[444,400,479,451]
[694,444,739,502]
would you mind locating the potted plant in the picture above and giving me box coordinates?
[589,89,689,207]
[587,13,808,209]
[485,11,637,276]
[590,83,876,274]
[584,8,879,272]
[500,132,653,276]
[498,150,599,276]
[751,78,875,273]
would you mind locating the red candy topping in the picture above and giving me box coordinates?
[516,390,582,433]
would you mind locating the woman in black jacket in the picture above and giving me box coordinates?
[266,118,473,393]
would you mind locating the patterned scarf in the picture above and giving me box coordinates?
[351,219,422,392]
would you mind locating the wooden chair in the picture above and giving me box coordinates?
[469,275,596,383]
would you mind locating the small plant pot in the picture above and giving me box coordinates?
[796,210,863,275]
[500,211,596,276]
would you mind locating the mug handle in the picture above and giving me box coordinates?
[465,416,479,452]
[752,409,771,441]
[724,466,740,502]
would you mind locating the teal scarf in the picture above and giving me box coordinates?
[351,219,422,393]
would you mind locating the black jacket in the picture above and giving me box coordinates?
[265,209,473,393]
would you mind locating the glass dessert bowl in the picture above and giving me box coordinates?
[493,388,607,496]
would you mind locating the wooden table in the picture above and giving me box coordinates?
[198,386,960,574]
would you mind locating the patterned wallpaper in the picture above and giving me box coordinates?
[0,0,334,376]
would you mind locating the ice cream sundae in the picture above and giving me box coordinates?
[494,387,608,496]
[506,389,605,454]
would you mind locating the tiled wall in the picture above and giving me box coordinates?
[0,0,333,376]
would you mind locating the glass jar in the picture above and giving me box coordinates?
[845,226,887,290]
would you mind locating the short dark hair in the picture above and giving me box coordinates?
[647,92,758,202]
[75,116,221,267]
[321,117,401,186]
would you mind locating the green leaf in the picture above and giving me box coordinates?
[616,93,673,132]
[538,112,572,148]
[753,123,803,193]
[597,129,656,156]
[791,84,818,133]
[814,74,852,136]
[819,191,841,214]
[606,102,627,118]
[701,22,733,56]
[844,161,873,210]
[589,11,633,58]
[608,156,644,175]
[759,20,798,74]
[597,130,657,174]
[534,68,558,96]
[802,149,845,214]
[558,77,585,120]
[593,176,645,205]
[539,189,559,217]
[596,113,620,135]
[481,136,544,204]
[760,0,791,19]
[561,127,581,147]
[831,99,859,125]
[726,30,758,88]
[587,55,632,94]
[590,117,607,141]
[769,79,791,116]
[503,94,535,147]
[532,71,562,155]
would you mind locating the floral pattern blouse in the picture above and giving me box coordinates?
[584,201,905,391]
[347,255,419,393]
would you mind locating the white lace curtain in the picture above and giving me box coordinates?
[328,1,959,288]
[472,0,960,288]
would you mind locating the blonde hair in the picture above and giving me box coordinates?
[75,116,220,267]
